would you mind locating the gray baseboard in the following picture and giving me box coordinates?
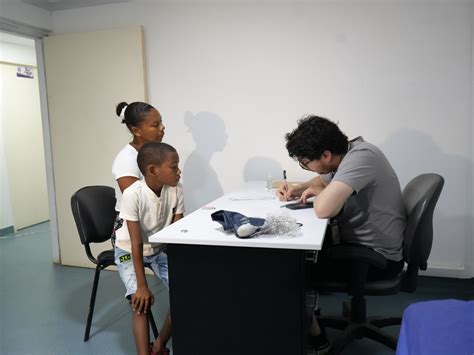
[421,265,472,279]
[0,226,15,237]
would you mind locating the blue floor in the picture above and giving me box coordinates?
[0,222,472,354]
[0,222,169,355]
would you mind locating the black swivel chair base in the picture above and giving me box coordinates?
[318,297,401,354]
[313,174,445,355]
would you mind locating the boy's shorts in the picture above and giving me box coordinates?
[115,247,169,299]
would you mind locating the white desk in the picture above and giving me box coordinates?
[150,183,328,355]
[149,187,327,250]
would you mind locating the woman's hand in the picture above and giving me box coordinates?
[131,286,154,314]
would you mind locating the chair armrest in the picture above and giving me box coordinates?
[327,244,387,270]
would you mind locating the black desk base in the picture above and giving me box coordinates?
[167,244,307,355]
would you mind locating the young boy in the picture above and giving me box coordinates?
[114,142,184,355]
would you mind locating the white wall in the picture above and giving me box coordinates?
[0,36,38,230]
[51,0,474,277]
[0,41,13,230]
[0,108,14,230]
[2,63,49,229]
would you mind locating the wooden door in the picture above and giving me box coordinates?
[43,26,147,267]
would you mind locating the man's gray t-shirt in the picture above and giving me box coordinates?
[321,137,405,261]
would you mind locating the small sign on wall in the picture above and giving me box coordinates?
[17,66,34,79]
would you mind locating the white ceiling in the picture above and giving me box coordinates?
[21,0,408,12]
[21,0,130,12]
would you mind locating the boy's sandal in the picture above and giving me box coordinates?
[151,350,170,355]
[309,329,331,354]
[150,343,170,355]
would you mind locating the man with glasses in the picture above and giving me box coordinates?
[277,115,406,353]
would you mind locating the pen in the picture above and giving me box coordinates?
[283,169,288,192]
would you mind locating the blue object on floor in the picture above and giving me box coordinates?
[396,299,474,355]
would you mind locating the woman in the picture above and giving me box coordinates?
[112,101,165,211]
[112,101,171,355]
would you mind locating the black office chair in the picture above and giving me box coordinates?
[71,185,158,342]
[315,173,444,354]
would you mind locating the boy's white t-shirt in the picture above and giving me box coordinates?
[115,180,185,256]
[112,144,142,211]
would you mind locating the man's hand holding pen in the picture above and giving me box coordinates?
[277,170,321,203]
[277,169,298,201]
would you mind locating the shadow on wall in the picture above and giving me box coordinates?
[182,111,228,213]
[243,156,283,183]
[380,128,472,275]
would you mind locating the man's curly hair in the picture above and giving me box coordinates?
[285,115,348,161]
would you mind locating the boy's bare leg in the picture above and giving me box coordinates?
[133,311,151,355]
[152,311,172,353]
[309,314,321,336]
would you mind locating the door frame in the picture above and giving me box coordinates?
[0,18,59,263]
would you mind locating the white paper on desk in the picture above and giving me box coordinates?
[228,192,276,201]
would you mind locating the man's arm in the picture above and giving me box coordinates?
[310,175,329,193]
[298,175,330,202]
[277,176,327,201]
[313,181,354,219]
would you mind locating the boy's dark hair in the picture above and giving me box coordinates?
[285,115,348,161]
[116,101,156,132]
[137,142,177,175]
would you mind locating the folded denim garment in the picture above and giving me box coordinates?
[211,210,265,238]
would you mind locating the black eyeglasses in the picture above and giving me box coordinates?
[298,159,311,171]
